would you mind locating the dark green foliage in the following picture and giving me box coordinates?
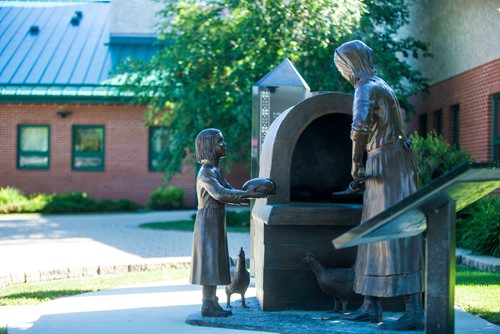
[113,199,142,212]
[147,186,185,210]
[409,133,498,257]
[42,192,98,213]
[0,187,140,214]
[457,196,500,257]
[226,210,250,227]
[94,199,141,212]
[409,132,471,187]
[117,0,430,179]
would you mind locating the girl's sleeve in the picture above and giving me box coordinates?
[200,170,247,204]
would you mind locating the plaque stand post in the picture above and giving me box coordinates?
[425,200,456,333]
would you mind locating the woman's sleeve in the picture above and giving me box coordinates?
[200,170,246,204]
[351,82,375,141]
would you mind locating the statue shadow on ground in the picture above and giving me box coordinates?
[185,297,423,334]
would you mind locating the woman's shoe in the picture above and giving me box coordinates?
[341,296,382,323]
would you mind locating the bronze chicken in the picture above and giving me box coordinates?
[225,247,250,308]
[303,253,354,313]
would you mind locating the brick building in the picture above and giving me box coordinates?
[0,1,249,207]
[404,0,500,161]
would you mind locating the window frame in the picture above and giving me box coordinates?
[148,126,168,172]
[451,104,460,147]
[433,109,442,135]
[418,113,428,137]
[493,95,500,160]
[17,124,50,170]
[72,125,105,171]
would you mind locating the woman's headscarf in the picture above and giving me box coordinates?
[334,40,374,88]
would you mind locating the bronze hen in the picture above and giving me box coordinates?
[225,247,250,308]
[303,253,354,313]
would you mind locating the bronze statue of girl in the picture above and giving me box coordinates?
[190,128,267,317]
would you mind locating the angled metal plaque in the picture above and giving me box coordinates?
[333,162,500,249]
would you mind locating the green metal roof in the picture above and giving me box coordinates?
[0,1,158,101]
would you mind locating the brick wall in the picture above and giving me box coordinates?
[0,102,250,207]
[407,58,500,161]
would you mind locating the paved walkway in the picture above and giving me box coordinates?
[0,212,498,333]
[0,211,250,285]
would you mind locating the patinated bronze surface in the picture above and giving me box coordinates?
[190,128,267,317]
[334,40,424,330]
[334,40,423,298]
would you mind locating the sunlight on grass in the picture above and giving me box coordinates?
[455,265,500,325]
[0,268,189,306]
[139,220,250,233]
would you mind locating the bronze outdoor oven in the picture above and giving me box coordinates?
[252,92,365,311]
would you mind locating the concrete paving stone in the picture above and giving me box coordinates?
[1,213,498,333]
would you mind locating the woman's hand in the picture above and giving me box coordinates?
[351,163,366,181]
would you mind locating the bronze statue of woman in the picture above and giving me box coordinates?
[334,40,424,330]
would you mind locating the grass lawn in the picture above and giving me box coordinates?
[455,265,500,325]
[0,268,189,306]
[0,328,5,334]
[139,220,250,233]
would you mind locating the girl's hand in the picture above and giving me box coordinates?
[244,190,267,199]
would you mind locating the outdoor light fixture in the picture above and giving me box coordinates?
[56,110,72,118]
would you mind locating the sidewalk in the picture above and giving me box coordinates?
[0,212,498,333]
[0,211,250,285]
[2,282,499,334]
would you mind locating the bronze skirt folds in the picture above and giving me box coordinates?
[353,145,424,297]
[189,207,231,286]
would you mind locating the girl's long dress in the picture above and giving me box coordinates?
[190,164,246,285]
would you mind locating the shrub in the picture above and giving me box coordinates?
[23,193,52,212]
[226,210,250,227]
[42,192,98,213]
[0,187,30,213]
[90,198,141,212]
[0,187,27,204]
[147,186,184,210]
[113,199,141,212]
[457,196,500,257]
[0,187,141,214]
[409,131,471,187]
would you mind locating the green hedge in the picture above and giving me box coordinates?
[410,132,498,257]
[146,186,184,210]
[0,187,140,214]
[457,196,500,257]
[409,131,471,187]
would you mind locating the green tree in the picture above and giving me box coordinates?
[117,0,429,178]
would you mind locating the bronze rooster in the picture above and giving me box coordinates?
[225,247,250,308]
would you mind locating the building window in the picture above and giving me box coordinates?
[17,125,50,169]
[451,104,460,147]
[433,109,442,135]
[493,95,500,160]
[418,113,428,137]
[149,126,168,172]
[72,125,105,171]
